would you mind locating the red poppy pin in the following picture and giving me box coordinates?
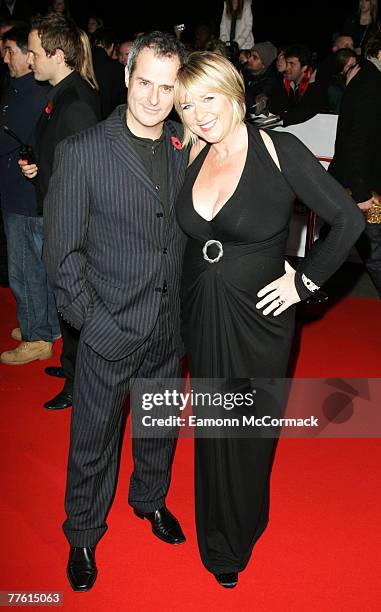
[171,135,182,150]
[44,101,53,115]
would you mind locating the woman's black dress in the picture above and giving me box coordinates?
[175,124,364,574]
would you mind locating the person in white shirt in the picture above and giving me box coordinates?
[219,0,254,50]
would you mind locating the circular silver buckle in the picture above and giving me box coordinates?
[202,239,224,263]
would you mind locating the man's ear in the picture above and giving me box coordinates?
[125,64,129,88]
[54,48,66,65]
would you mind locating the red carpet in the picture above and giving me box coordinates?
[1,287,381,610]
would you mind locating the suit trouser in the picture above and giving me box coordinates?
[58,316,79,395]
[63,293,181,547]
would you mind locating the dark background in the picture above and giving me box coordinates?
[32,1,372,58]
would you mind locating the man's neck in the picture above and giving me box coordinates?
[15,68,33,79]
[125,110,164,140]
[49,66,75,87]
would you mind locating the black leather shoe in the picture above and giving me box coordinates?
[45,366,66,378]
[67,546,97,592]
[214,572,238,588]
[134,506,186,545]
[44,390,72,410]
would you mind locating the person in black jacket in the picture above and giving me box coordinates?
[20,12,101,408]
[91,27,126,119]
[329,30,381,297]
[343,0,380,56]
[0,25,59,365]
[43,31,188,592]
[242,41,278,115]
[269,44,328,126]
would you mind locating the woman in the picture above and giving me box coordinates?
[173,52,364,588]
[343,0,380,55]
[87,15,104,39]
[48,0,70,17]
[219,0,254,50]
[328,48,359,113]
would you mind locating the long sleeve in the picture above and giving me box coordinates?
[219,3,229,42]
[43,137,92,329]
[236,1,254,49]
[281,83,328,127]
[270,131,365,300]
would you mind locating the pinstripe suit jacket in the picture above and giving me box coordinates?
[43,105,188,361]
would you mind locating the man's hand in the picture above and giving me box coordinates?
[19,159,38,179]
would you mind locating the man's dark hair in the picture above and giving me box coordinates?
[2,26,30,54]
[365,29,381,58]
[127,31,187,76]
[92,27,118,50]
[31,12,82,70]
[284,44,312,68]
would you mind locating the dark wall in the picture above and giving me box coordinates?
[32,1,370,58]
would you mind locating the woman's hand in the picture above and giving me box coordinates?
[256,269,301,316]
[357,198,373,212]
[18,159,38,179]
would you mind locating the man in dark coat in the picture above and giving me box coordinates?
[0,25,58,365]
[329,30,381,297]
[43,31,188,592]
[270,44,328,126]
[20,12,101,408]
[91,27,126,119]
[242,41,279,114]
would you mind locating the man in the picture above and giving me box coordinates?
[118,39,133,66]
[329,30,381,297]
[43,31,188,592]
[242,41,278,114]
[316,33,355,84]
[0,26,60,365]
[91,27,125,119]
[0,18,18,97]
[270,44,328,126]
[20,12,101,409]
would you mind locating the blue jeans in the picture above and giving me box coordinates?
[2,211,60,341]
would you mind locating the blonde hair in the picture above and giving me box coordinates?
[359,0,379,22]
[174,51,246,147]
[78,29,99,90]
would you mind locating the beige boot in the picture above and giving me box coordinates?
[11,327,22,341]
[0,340,53,365]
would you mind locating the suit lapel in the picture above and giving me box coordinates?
[164,123,185,212]
[105,108,186,208]
[105,107,160,201]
